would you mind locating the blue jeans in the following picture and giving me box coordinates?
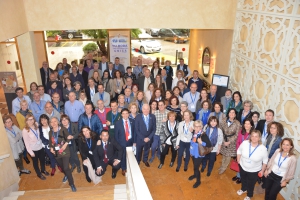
[177,141,190,169]
[150,135,161,159]
[44,147,57,168]
[201,152,216,173]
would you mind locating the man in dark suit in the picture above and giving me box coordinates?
[136,69,154,92]
[177,58,191,81]
[255,109,275,144]
[134,104,156,167]
[78,64,88,87]
[46,73,63,92]
[99,55,109,77]
[40,61,53,88]
[208,84,221,105]
[93,130,123,179]
[114,108,135,175]
[104,62,116,79]
[113,57,125,75]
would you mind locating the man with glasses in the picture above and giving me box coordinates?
[44,102,61,121]
[12,87,31,115]
[149,100,169,163]
[183,83,200,118]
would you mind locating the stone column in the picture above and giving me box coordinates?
[16,32,42,90]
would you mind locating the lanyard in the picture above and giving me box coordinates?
[6,128,16,137]
[210,95,216,103]
[17,97,24,102]
[183,122,191,135]
[53,103,60,112]
[99,93,104,100]
[190,93,196,105]
[53,130,59,144]
[168,121,175,133]
[36,102,42,111]
[111,113,117,124]
[117,80,120,87]
[241,111,249,123]
[85,138,92,150]
[278,153,288,168]
[30,128,39,140]
[249,143,259,158]
[138,101,143,111]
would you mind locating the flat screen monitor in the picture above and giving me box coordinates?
[212,74,229,87]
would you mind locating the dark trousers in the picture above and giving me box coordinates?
[69,145,80,168]
[239,165,259,198]
[44,147,57,168]
[136,139,151,163]
[201,152,216,173]
[150,135,161,159]
[56,156,74,186]
[265,171,283,200]
[121,139,133,170]
[82,154,96,180]
[15,153,24,170]
[160,144,177,165]
[177,141,190,169]
[192,156,203,182]
[96,157,121,176]
[31,148,45,176]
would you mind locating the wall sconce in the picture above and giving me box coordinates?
[210,57,216,74]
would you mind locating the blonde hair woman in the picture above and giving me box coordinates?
[22,114,49,180]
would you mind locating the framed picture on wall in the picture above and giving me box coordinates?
[212,74,229,87]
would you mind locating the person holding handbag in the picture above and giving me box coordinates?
[188,120,212,188]
[49,117,76,192]
[232,118,254,184]
[200,116,223,177]
[264,138,297,200]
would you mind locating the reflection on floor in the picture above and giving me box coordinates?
[19,153,284,200]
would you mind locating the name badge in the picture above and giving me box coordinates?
[110,125,115,129]
[103,124,107,127]
[89,151,93,155]
[191,105,195,109]
[245,158,251,164]
[55,146,60,150]
[190,146,193,150]
[69,141,72,144]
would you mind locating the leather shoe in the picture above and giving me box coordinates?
[143,161,150,167]
[158,164,163,169]
[207,172,211,177]
[70,185,77,192]
[77,165,81,173]
[193,181,201,188]
[20,169,31,174]
[188,175,196,181]
[184,168,187,172]
[112,172,116,179]
[122,170,126,176]
[232,176,238,181]
[169,162,174,167]
[62,175,68,183]
[57,166,63,172]
[42,171,49,176]
[176,167,179,172]
[37,174,46,180]
[236,178,241,184]
[86,176,91,183]
[24,156,30,164]
[51,168,56,176]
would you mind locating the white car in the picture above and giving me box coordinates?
[132,39,162,54]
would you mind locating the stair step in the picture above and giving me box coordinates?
[3,197,18,200]
[8,191,25,196]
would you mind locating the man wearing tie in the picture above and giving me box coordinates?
[124,88,134,104]
[114,108,136,176]
[94,130,123,179]
[134,104,156,167]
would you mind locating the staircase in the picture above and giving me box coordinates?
[3,184,127,200]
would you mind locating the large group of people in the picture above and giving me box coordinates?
[4,55,296,199]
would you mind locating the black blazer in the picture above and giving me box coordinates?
[85,86,97,101]
[236,109,253,124]
[93,138,123,168]
[255,119,266,135]
[103,69,116,79]
[150,67,162,78]
[114,118,136,147]
[78,70,89,87]
[134,113,156,141]
[99,62,109,72]
[78,137,98,160]
[137,76,155,92]
[165,75,173,90]
[208,93,221,105]
[40,67,53,88]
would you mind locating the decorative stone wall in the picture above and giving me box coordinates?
[228,1,300,199]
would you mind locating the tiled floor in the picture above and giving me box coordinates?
[18,153,284,200]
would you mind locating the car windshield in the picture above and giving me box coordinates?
[172,29,184,34]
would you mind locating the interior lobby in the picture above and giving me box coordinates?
[0,0,299,199]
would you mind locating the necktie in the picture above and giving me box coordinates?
[144,115,149,131]
[125,120,129,141]
[104,142,108,163]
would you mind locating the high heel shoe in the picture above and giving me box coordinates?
[23,156,30,164]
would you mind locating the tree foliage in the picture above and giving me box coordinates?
[82,43,98,53]
[46,30,62,37]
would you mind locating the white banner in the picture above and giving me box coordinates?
[109,30,130,68]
